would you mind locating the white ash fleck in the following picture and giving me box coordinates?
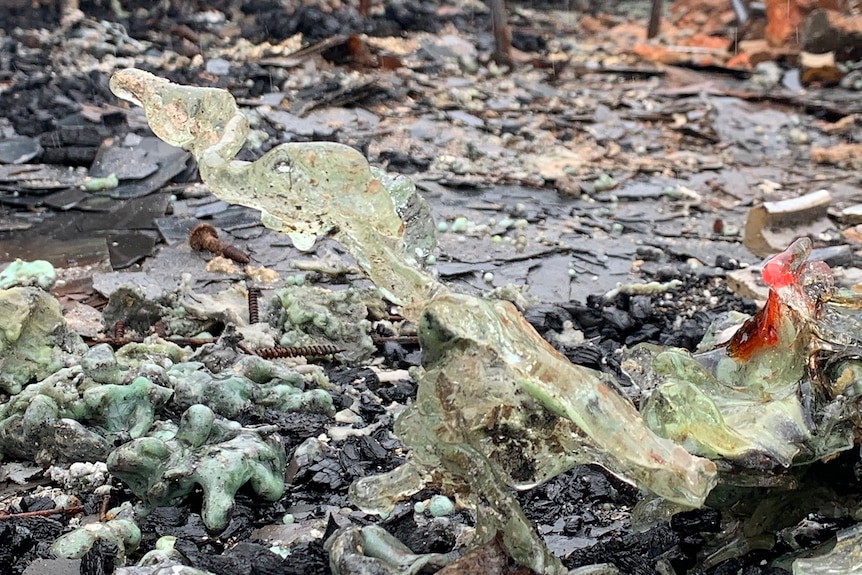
[48,461,110,491]
[236,322,279,349]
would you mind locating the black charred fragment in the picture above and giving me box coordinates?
[564,523,687,575]
[375,378,417,403]
[80,538,119,575]
[561,343,604,369]
[381,340,422,369]
[0,518,65,575]
[239,407,331,450]
[602,305,635,333]
[197,542,283,575]
[18,497,55,513]
[383,511,457,555]
[524,303,574,335]
[0,522,37,575]
[562,301,605,337]
[518,465,641,523]
[671,508,722,534]
[138,506,329,575]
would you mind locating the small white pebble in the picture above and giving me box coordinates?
[788,128,809,145]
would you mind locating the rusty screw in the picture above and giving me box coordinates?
[252,344,340,359]
[248,286,262,324]
[188,223,250,264]
[113,320,126,342]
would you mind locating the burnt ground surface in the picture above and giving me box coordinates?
[1,1,862,574]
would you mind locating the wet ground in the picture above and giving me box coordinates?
[1,1,862,574]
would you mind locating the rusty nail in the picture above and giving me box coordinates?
[189,223,250,264]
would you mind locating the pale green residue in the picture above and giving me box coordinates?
[428,494,455,517]
[139,535,184,566]
[81,343,126,385]
[0,286,87,394]
[110,68,718,575]
[0,366,110,464]
[166,360,333,417]
[84,173,119,191]
[0,259,56,290]
[107,404,286,531]
[82,375,174,439]
[0,355,174,463]
[114,337,189,368]
[273,285,377,363]
[50,502,141,566]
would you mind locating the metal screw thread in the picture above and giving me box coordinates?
[254,344,340,359]
[221,244,251,264]
[248,287,262,324]
[113,320,125,341]
[189,223,250,264]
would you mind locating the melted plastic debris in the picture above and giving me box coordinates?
[792,522,862,575]
[110,68,719,574]
[50,502,141,566]
[727,237,833,360]
[351,292,717,574]
[114,535,215,575]
[0,366,114,465]
[0,339,176,464]
[628,238,860,470]
[107,404,286,531]
[110,68,439,315]
[325,524,451,575]
[167,360,334,417]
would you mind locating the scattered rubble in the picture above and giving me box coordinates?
[111,68,862,575]
[743,189,834,257]
[1,1,862,574]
